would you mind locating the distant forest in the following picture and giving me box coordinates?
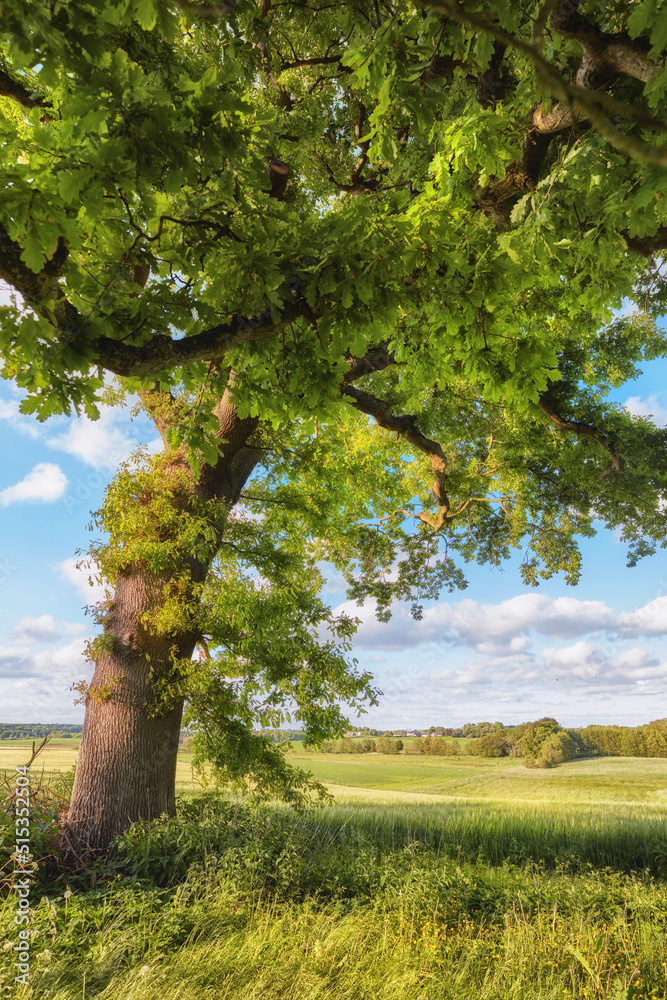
[3,721,667,761]
[0,723,83,739]
[320,718,667,764]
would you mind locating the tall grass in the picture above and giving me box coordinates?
[3,792,667,999]
[314,798,667,877]
[3,754,667,999]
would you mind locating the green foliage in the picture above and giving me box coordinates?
[577,719,667,758]
[0,724,82,739]
[3,1,667,818]
[520,718,564,763]
[5,785,667,999]
[1,0,666,595]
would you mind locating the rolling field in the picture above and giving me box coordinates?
[288,746,667,804]
[3,740,667,999]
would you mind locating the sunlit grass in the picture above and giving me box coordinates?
[3,747,667,998]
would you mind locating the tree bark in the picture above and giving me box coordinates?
[64,390,259,854]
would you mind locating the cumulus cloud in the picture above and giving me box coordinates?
[339,589,667,712]
[623,393,667,428]
[58,556,109,604]
[11,614,85,645]
[0,396,43,439]
[0,645,32,679]
[316,562,349,596]
[337,593,616,652]
[29,637,90,683]
[617,596,667,637]
[2,638,92,720]
[0,375,161,473]
[541,641,667,696]
[46,406,160,471]
[0,463,68,507]
[0,399,19,421]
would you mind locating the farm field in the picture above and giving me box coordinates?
[0,739,204,795]
[2,745,667,999]
[285,748,515,791]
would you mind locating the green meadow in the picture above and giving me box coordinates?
[2,742,667,999]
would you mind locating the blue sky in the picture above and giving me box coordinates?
[1,281,666,729]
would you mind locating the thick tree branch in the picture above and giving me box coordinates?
[550,3,658,84]
[93,300,308,377]
[426,0,667,173]
[280,56,344,71]
[623,226,667,257]
[0,69,52,113]
[0,223,76,326]
[172,0,236,16]
[314,151,379,195]
[536,399,625,473]
[0,220,308,376]
[342,384,450,529]
[266,157,290,199]
[343,343,396,383]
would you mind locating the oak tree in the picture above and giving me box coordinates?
[1,0,667,851]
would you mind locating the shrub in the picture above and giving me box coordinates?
[541,731,578,765]
[0,768,72,891]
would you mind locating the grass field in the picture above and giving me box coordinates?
[0,740,205,795]
[2,742,667,999]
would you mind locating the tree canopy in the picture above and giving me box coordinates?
[1,0,667,840]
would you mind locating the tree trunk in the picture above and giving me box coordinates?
[64,392,259,854]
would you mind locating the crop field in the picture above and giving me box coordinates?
[288,746,667,802]
[0,739,203,795]
[2,743,667,999]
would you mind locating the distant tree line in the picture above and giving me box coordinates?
[318,737,404,755]
[252,729,308,743]
[408,718,667,767]
[0,724,83,739]
[576,720,667,758]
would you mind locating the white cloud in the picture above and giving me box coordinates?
[0,396,43,439]
[29,637,90,683]
[316,561,349,596]
[541,641,667,696]
[0,462,68,507]
[618,596,667,637]
[623,393,667,428]
[338,593,615,652]
[11,614,85,645]
[58,556,109,604]
[340,590,667,713]
[46,406,158,472]
[1,637,92,720]
[0,635,87,680]
[0,645,32,679]
[0,377,161,472]
[0,399,19,420]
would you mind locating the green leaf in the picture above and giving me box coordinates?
[20,233,46,273]
[131,0,157,31]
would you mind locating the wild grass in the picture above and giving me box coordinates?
[3,793,667,1000]
[2,752,667,999]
